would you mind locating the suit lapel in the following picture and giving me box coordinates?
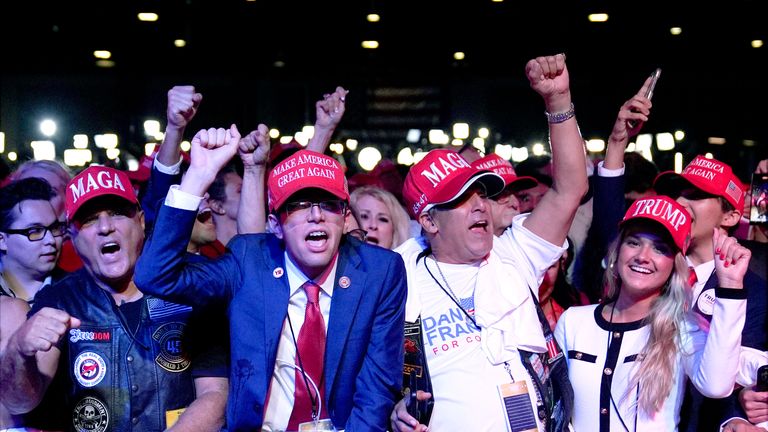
[263,236,290,358]
[325,240,367,397]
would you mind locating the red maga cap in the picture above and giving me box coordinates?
[654,155,745,210]
[470,153,538,192]
[620,195,692,254]
[267,150,349,212]
[402,149,504,218]
[66,166,138,221]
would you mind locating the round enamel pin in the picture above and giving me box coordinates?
[339,276,351,288]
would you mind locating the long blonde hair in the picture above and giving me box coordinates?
[603,232,691,415]
[350,186,412,249]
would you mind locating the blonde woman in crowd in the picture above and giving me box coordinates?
[350,185,411,250]
[555,195,750,430]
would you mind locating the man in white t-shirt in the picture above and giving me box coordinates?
[390,53,588,432]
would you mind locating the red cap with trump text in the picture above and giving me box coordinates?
[66,166,138,221]
[620,195,692,254]
[402,149,505,218]
[654,155,746,210]
[267,150,349,212]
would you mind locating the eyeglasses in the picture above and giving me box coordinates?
[284,200,347,216]
[1,221,67,241]
[346,228,368,242]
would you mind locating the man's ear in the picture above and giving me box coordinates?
[268,214,284,239]
[0,232,7,253]
[210,200,226,216]
[138,210,146,231]
[419,212,438,234]
[720,208,742,229]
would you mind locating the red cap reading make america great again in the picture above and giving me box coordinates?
[267,150,349,212]
[620,195,692,254]
[654,155,746,210]
[66,166,138,222]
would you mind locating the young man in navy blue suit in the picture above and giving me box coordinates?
[135,125,407,431]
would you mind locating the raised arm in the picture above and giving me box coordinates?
[134,126,243,307]
[237,124,270,234]
[686,230,750,397]
[143,86,203,233]
[604,77,653,170]
[306,86,348,154]
[522,54,589,245]
[0,307,79,414]
[157,85,202,166]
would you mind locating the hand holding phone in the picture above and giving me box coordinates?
[627,68,661,129]
[756,365,768,392]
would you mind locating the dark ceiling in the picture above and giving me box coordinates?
[1,1,766,177]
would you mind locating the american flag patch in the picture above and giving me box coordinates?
[147,298,192,321]
[546,334,563,363]
[725,180,742,203]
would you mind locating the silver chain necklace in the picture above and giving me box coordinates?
[430,254,463,302]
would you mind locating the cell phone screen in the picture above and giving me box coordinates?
[645,68,662,100]
[749,173,768,224]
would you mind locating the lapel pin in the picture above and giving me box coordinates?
[273,267,284,278]
[339,276,351,288]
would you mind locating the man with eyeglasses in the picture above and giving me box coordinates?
[653,155,767,432]
[1,165,229,431]
[134,126,407,431]
[0,178,66,304]
[0,177,67,430]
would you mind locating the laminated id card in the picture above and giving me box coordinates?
[498,381,538,432]
[298,418,336,431]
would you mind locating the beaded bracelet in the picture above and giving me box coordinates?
[545,103,575,124]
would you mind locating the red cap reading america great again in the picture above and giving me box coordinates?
[654,155,745,210]
[267,150,349,212]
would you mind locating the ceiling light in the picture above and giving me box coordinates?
[73,134,89,149]
[269,128,280,139]
[453,122,469,139]
[31,140,56,160]
[656,133,675,151]
[674,130,685,141]
[478,127,489,139]
[454,52,465,61]
[7,151,17,161]
[138,13,159,22]
[707,137,726,145]
[362,40,379,49]
[174,39,187,48]
[367,14,380,22]
[670,27,682,35]
[588,13,609,22]
[93,50,111,59]
[752,40,764,48]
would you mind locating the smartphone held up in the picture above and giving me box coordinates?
[627,68,662,130]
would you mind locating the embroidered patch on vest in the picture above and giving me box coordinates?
[73,351,107,388]
[72,396,109,432]
[69,328,111,343]
[147,297,193,321]
[152,322,191,372]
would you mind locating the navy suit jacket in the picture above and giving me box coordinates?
[135,204,407,431]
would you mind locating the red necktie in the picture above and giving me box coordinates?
[287,281,328,430]
[688,266,698,288]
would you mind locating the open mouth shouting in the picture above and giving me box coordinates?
[306,230,329,250]
[469,220,489,234]
[100,240,122,262]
